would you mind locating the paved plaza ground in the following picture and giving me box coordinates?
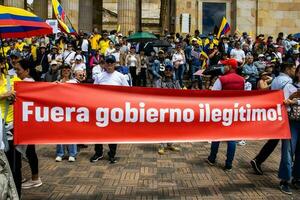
[22,141,300,200]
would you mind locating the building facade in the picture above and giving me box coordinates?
[1,0,300,37]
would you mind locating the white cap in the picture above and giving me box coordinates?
[258,54,265,58]
[290,41,298,46]
[50,60,58,65]
[75,55,83,60]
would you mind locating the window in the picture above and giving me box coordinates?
[202,2,226,35]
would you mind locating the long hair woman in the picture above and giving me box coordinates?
[15,59,43,189]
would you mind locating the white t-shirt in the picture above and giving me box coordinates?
[66,79,79,83]
[105,48,116,57]
[112,52,120,63]
[73,63,86,72]
[94,71,129,86]
[92,65,105,80]
[81,39,89,52]
[230,48,245,63]
[63,50,76,65]
[23,77,35,82]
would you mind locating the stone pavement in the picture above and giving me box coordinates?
[22,141,300,200]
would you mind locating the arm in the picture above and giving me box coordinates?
[242,65,252,75]
[151,61,161,79]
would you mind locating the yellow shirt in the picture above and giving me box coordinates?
[15,42,26,52]
[0,75,20,123]
[0,46,10,57]
[59,40,65,52]
[99,39,110,55]
[90,34,101,50]
[31,45,38,61]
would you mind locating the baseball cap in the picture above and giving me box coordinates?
[220,59,238,69]
[258,54,265,58]
[165,64,173,70]
[75,55,83,60]
[50,60,58,65]
[105,55,116,63]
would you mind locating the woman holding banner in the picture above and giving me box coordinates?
[14,59,43,189]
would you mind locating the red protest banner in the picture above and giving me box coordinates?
[14,82,290,145]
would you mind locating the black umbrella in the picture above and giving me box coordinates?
[151,39,171,47]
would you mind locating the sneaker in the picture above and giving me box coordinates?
[22,178,43,189]
[224,165,232,172]
[280,181,292,195]
[55,156,62,162]
[109,157,117,164]
[206,158,216,166]
[90,154,103,163]
[158,148,165,155]
[68,156,76,162]
[22,178,27,183]
[250,159,263,175]
[167,145,181,152]
[238,140,246,146]
[292,179,300,189]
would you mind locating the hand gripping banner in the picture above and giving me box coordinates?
[14,82,290,145]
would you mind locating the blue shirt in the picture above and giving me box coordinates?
[271,73,293,90]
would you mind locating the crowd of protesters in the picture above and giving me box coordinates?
[0,27,300,198]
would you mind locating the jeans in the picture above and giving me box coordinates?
[175,64,185,87]
[278,120,300,181]
[56,145,77,157]
[208,141,236,167]
[254,139,279,165]
[26,145,39,175]
[191,65,200,81]
[94,144,117,158]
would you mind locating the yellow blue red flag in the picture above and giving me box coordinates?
[52,0,76,34]
[217,17,230,39]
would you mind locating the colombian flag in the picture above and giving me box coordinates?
[52,0,76,34]
[217,17,230,39]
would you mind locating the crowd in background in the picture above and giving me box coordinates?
[1,27,300,198]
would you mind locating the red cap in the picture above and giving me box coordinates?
[221,59,238,69]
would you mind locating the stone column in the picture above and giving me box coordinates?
[33,0,48,19]
[160,0,169,33]
[233,0,257,36]
[79,0,93,32]
[118,0,137,35]
[4,0,24,8]
[136,0,142,32]
[61,0,79,32]
[93,0,103,32]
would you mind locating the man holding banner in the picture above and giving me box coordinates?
[91,55,129,164]
[207,58,244,171]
